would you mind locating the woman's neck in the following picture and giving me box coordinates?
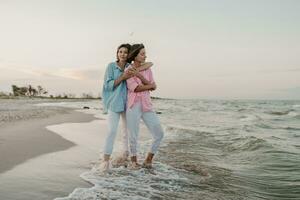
[117,61,126,69]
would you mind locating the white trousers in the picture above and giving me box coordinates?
[103,110,128,155]
[126,102,164,156]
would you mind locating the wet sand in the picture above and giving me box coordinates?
[0,110,96,174]
[0,104,100,200]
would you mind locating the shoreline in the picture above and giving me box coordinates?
[0,106,102,200]
[0,110,96,174]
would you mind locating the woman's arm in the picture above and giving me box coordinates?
[113,68,136,88]
[134,66,157,92]
[127,66,152,85]
[135,73,152,85]
[113,74,125,88]
[138,62,153,72]
[134,63,153,85]
[134,83,156,92]
[113,72,129,88]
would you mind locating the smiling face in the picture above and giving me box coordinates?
[117,47,129,62]
[134,48,146,63]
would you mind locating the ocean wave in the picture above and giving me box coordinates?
[54,99,300,200]
[280,126,300,131]
[292,114,300,120]
[253,122,300,131]
[266,110,294,116]
[254,122,275,129]
[287,111,298,117]
[239,114,262,122]
[165,125,213,136]
[54,162,198,200]
[226,136,269,152]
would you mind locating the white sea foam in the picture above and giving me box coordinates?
[43,101,186,200]
[239,114,261,122]
[55,161,189,200]
[287,111,299,117]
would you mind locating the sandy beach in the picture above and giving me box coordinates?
[0,99,101,200]
[0,110,96,174]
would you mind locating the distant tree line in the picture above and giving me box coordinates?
[5,84,99,99]
[1,85,166,100]
[11,85,48,97]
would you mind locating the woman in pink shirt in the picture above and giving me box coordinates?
[126,44,164,169]
[100,44,152,172]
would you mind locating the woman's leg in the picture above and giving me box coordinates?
[126,102,142,166]
[103,110,121,160]
[120,112,129,157]
[141,111,164,167]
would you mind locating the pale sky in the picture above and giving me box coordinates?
[0,0,299,99]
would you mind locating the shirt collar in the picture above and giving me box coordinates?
[115,62,129,71]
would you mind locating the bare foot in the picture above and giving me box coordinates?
[112,152,129,168]
[142,161,153,169]
[129,162,142,170]
[99,160,111,172]
[143,153,154,169]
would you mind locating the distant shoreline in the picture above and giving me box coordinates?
[0,96,101,100]
[0,95,173,100]
[2,95,297,101]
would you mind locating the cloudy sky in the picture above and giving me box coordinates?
[0,0,299,99]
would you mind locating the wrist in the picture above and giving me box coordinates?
[121,74,126,81]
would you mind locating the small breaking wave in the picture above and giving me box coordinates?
[165,125,213,136]
[226,136,270,152]
[292,114,300,120]
[266,110,294,116]
[239,114,262,122]
[54,161,201,200]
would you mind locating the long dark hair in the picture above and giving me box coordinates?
[116,43,131,62]
[127,43,144,63]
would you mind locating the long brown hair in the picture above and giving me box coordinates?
[116,43,131,62]
[127,43,144,63]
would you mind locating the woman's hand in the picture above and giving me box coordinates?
[128,68,138,75]
[150,82,157,91]
[121,70,134,80]
[135,72,143,79]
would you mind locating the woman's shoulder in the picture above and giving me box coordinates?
[125,63,133,71]
[107,62,116,68]
[105,62,117,72]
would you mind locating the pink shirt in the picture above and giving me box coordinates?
[126,67,154,112]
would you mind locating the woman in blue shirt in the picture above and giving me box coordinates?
[101,43,152,171]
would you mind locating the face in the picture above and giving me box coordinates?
[135,48,146,63]
[117,47,129,62]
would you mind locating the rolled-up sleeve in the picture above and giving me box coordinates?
[103,64,115,91]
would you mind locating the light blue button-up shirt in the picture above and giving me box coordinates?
[102,62,130,114]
